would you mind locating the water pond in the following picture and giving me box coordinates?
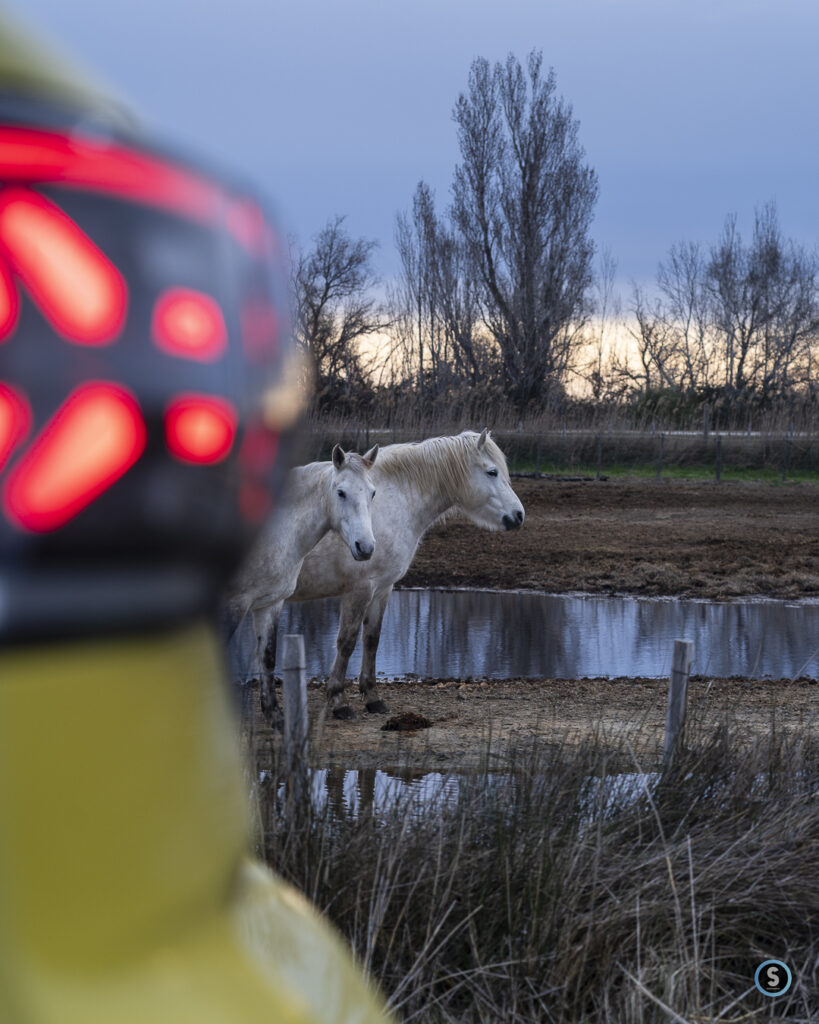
[232,590,819,681]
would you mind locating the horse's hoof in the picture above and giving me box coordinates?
[262,708,284,731]
[332,705,355,721]
[365,700,389,714]
[260,693,283,730]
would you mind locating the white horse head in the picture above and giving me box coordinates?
[329,443,379,560]
[451,429,525,532]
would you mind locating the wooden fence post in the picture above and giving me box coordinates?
[715,434,722,483]
[281,634,309,802]
[656,433,664,481]
[664,640,693,765]
[595,434,602,480]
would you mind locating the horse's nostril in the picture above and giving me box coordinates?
[516,509,524,524]
[355,540,373,559]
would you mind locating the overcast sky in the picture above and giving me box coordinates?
[7,0,819,295]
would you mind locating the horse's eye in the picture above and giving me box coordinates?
[486,468,498,477]
[337,489,346,500]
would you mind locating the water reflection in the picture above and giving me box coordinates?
[232,591,819,681]
[269,766,660,822]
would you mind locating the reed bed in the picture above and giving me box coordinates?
[255,719,819,1022]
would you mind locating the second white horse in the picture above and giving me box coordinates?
[225,443,378,721]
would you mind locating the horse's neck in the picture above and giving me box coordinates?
[386,455,455,539]
[282,466,333,558]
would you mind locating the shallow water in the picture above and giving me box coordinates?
[262,766,659,822]
[232,590,819,681]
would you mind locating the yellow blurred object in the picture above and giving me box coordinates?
[0,10,135,127]
[0,625,391,1024]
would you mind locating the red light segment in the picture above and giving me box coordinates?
[165,395,237,465]
[152,288,227,362]
[0,190,127,345]
[0,127,270,255]
[3,383,146,532]
[0,383,31,471]
[0,261,18,341]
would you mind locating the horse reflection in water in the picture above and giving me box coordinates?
[289,429,525,718]
[224,444,378,723]
[323,766,454,819]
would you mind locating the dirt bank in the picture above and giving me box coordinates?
[247,674,819,773]
[402,477,819,600]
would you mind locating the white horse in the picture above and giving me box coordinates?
[224,443,378,721]
[288,429,524,718]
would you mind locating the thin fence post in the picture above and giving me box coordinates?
[664,640,693,766]
[535,434,541,478]
[595,434,602,480]
[656,433,664,481]
[782,436,789,481]
[715,434,722,483]
[281,634,309,804]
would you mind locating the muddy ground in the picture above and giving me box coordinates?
[250,477,819,769]
[403,476,819,599]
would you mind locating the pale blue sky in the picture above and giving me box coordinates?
[7,0,819,292]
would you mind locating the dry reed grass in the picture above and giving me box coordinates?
[252,714,819,1022]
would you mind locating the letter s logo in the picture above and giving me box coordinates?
[755,959,792,996]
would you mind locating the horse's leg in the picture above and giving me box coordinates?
[252,603,282,729]
[220,600,248,685]
[327,591,370,720]
[325,766,346,820]
[359,589,391,713]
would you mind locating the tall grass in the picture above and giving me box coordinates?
[256,721,819,1022]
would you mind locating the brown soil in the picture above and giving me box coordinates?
[403,477,819,600]
[250,674,819,773]
[251,478,819,769]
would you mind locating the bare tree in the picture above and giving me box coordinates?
[579,248,624,400]
[292,217,389,410]
[394,181,491,400]
[657,240,715,389]
[706,203,819,396]
[451,50,598,411]
[624,284,677,393]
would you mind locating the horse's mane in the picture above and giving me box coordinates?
[375,431,509,501]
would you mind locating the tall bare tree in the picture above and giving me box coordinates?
[394,181,490,400]
[292,217,388,410]
[451,51,598,411]
[705,203,818,396]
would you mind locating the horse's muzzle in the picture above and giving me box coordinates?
[502,510,524,531]
[353,540,375,560]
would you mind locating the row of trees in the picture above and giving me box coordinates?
[622,203,818,400]
[290,51,819,419]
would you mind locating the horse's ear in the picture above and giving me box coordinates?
[477,428,489,450]
[331,444,346,470]
[363,444,379,467]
